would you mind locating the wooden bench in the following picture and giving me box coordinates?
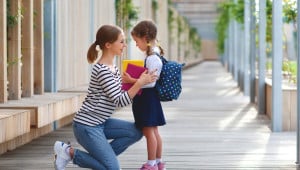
[0,92,86,155]
[0,109,30,143]
[0,109,31,154]
[0,92,86,128]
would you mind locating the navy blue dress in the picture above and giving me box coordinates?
[132,88,166,129]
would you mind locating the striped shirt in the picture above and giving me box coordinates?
[73,64,132,126]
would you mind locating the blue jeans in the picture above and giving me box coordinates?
[72,118,142,170]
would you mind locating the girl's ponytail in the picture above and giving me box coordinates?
[87,43,98,64]
[146,43,152,56]
[157,41,165,56]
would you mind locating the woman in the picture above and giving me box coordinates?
[54,25,157,170]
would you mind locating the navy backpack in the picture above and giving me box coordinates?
[155,54,185,101]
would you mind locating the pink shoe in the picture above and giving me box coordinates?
[157,162,166,170]
[139,163,158,170]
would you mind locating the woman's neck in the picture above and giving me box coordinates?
[99,58,114,66]
[98,53,116,72]
[98,51,114,66]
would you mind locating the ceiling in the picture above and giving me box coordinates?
[171,0,224,40]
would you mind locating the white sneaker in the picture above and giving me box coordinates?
[54,141,71,170]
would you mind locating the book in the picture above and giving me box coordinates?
[122,60,144,73]
[122,63,146,95]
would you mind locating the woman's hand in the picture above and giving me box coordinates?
[127,69,158,99]
[137,70,158,85]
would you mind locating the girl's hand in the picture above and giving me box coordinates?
[137,70,157,85]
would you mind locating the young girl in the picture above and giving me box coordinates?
[53,25,157,170]
[124,20,166,170]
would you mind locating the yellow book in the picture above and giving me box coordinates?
[122,60,144,73]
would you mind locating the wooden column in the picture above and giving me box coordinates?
[0,0,7,103]
[21,0,34,97]
[7,0,22,100]
[34,0,44,94]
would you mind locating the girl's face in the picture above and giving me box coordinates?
[132,35,147,52]
[110,32,127,56]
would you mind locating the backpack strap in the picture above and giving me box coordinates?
[153,52,168,65]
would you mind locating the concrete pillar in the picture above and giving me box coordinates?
[271,0,283,132]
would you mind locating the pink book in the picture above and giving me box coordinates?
[122,63,146,95]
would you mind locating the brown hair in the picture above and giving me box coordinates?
[87,25,123,63]
[131,20,164,56]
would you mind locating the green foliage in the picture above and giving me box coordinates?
[152,0,158,11]
[215,0,297,54]
[177,17,183,35]
[189,27,201,52]
[266,61,272,70]
[283,0,297,23]
[6,0,23,28]
[168,8,175,32]
[6,0,23,67]
[231,0,244,24]
[267,60,297,83]
[115,0,139,30]
[215,0,245,54]
[282,60,297,75]
[215,0,233,54]
[264,0,297,44]
[151,0,158,22]
[266,0,272,43]
[282,60,297,83]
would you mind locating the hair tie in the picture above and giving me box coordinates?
[156,39,161,47]
[95,45,100,52]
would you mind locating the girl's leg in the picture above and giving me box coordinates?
[154,127,162,159]
[104,118,143,155]
[142,127,157,161]
[72,122,120,169]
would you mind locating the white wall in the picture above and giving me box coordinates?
[56,0,116,90]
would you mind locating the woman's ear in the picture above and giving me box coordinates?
[105,42,111,49]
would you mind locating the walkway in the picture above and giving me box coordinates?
[0,61,297,169]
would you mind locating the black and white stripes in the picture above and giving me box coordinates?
[73,64,132,126]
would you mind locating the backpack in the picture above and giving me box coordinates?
[155,54,185,101]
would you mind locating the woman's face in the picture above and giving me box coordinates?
[110,32,127,56]
[132,35,147,52]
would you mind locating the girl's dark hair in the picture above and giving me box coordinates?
[131,20,164,56]
[87,25,122,63]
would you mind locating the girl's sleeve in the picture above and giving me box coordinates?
[142,55,162,88]
[97,69,132,107]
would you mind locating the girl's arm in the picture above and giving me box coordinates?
[142,55,162,88]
